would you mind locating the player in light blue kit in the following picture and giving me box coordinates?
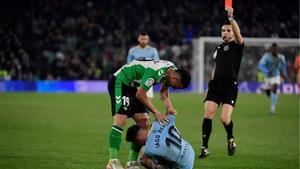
[259,43,286,114]
[127,31,159,99]
[126,115,195,169]
[127,32,159,63]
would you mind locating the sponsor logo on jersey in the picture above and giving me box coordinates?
[145,78,154,87]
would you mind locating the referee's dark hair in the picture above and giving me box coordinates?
[176,69,191,89]
[126,125,140,142]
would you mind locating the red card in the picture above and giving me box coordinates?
[225,0,232,9]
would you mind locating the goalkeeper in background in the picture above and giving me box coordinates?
[127,31,159,99]
[259,43,287,114]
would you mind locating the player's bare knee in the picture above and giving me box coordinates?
[220,115,230,125]
[204,110,215,119]
[113,120,126,127]
[113,118,127,127]
[113,114,128,127]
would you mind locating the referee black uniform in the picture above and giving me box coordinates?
[199,8,244,159]
[205,40,244,106]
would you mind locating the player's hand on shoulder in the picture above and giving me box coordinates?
[166,107,177,116]
[154,112,168,125]
[162,116,171,125]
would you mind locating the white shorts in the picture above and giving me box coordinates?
[146,86,154,98]
[265,75,281,86]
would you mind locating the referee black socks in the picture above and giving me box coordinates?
[202,118,212,148]
[223,121,234,140]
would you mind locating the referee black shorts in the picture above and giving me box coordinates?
[204,79,238,106]
[108,76,147,118]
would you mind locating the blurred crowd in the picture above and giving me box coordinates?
[204,44,299,82]
[0,0,299,81]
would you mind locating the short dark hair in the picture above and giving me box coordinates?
[271,43,278,48]
[176,69,191,89]
[139,31,148,36]
[126,125,140,142]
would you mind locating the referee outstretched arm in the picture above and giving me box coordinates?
[226,7,244,45]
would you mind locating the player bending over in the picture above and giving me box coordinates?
[106,60,191,169]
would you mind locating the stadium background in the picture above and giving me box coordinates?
[0,0,299,169]
[0,0,299,82]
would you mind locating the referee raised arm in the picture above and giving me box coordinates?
[199,7,244,159]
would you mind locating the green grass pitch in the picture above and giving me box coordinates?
[0,93,298,169]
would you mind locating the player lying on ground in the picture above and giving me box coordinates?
[126,115,195,169]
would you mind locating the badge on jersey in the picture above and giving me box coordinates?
[145,78,155,87]
[224,45,229,51]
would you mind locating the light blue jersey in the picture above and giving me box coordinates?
[127,45,159,63]
[144,115,195,169]
[259,52,286,78]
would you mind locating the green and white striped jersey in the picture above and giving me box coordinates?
[114,60,177,90]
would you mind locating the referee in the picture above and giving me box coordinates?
[199,7,244,158]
